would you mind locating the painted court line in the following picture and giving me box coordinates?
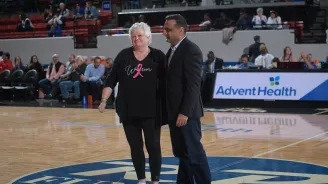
[210,131,328,173]
[313,110,328,115]
[254,131,328,158]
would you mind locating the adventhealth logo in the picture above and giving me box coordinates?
[216,76,297,97]
[270,76,280,86]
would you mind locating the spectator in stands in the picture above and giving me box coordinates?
[271,57,280,69]
[124,16,136,29]
[248,35,263,63]
[199,13,211,31]
[59,54,76,81]
[322,56,328,69]
[80,56,105,104]
[300,52,317,70]
[211,12,232,30]
[73,3,84,20]
[267,10,282,30]
[236,9,252,30]
[85,1,98,20]
[44,7,53,23]
[39,54,65,99]
[321,56,328,70]
[58,2,70,24]
[238,54,256,69]
[28,55,44,78]
[252,8,267,29]
[59,56,87,104]
[14,56,27,72]
[66,54,76,73]
[280,46,298,62]
[16,14,34,32]
[0,51,3,61]
[255,44,274,69]
[0,52,13,72]
[101,57,113,82]
[203,51,224,73]
[138,15,145,23]
[48,14,62,37]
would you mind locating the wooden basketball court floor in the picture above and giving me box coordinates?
[1,106,328,183]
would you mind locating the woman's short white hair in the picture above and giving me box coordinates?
[257,8,263,14]
[75,55,82,62]
[128,22,152,45]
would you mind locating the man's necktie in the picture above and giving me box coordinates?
[168,48,175,67]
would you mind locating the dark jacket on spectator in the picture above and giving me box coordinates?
[248,42,263,63]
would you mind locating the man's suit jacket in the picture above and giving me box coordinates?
[204,57,224,73]
[165,38,204,121]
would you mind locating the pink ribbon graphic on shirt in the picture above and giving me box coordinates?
[133,64,144,78]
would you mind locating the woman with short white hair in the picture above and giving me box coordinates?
[99,22,167,184]
[252,8,267,29]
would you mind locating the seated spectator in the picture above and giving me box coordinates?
[101,57,113,82]
[59,56,87,104]
[280,46,298,62]
[267,10,282,30]
[80,56,105,104]
[58,2,70,24]
[44,7,53,23]
[322,56,328,69]
[236,9,252,30]
[14,56,28,72]
[48,15,62,37]
[300,52,318,70]
[238,54,256,69]
[73,3,84,20]
[0,51,3,62]
[28,55,44,79]
[0,52,13,72]
[39,54,65,99]
[252,8,267,29]
[271,57,280,69]
[124,16,136,30]
[211,12,232,30]
[255,44,274,69]
[85,1,98,20]
[16,13,33,32]
[203,51,224,73]
[199,13,211,31]
[59,54,76,81]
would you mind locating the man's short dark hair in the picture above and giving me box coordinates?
[208,51,214,56]
[165,14,188,34]
[3,52,10,59]
[272,57,280,63]
[94,56,101,61]
[0,51,3,56]
[241,54,248,59]
[254,35,260,42]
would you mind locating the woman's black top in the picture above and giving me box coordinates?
[105,47,167,125]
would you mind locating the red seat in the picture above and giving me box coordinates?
[151,25,163,33]
[65,21,74,29]
[6,25,17,32]
[30,15,44,24]
[188,24,201,31]
[33,23,47,31]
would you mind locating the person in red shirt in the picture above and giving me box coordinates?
[0,52,13,72]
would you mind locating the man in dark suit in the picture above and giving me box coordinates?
[163,14,211,184]
[204,51,224,73]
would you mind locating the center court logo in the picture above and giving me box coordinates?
[216,76,297,97]
[10,157,328,183]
